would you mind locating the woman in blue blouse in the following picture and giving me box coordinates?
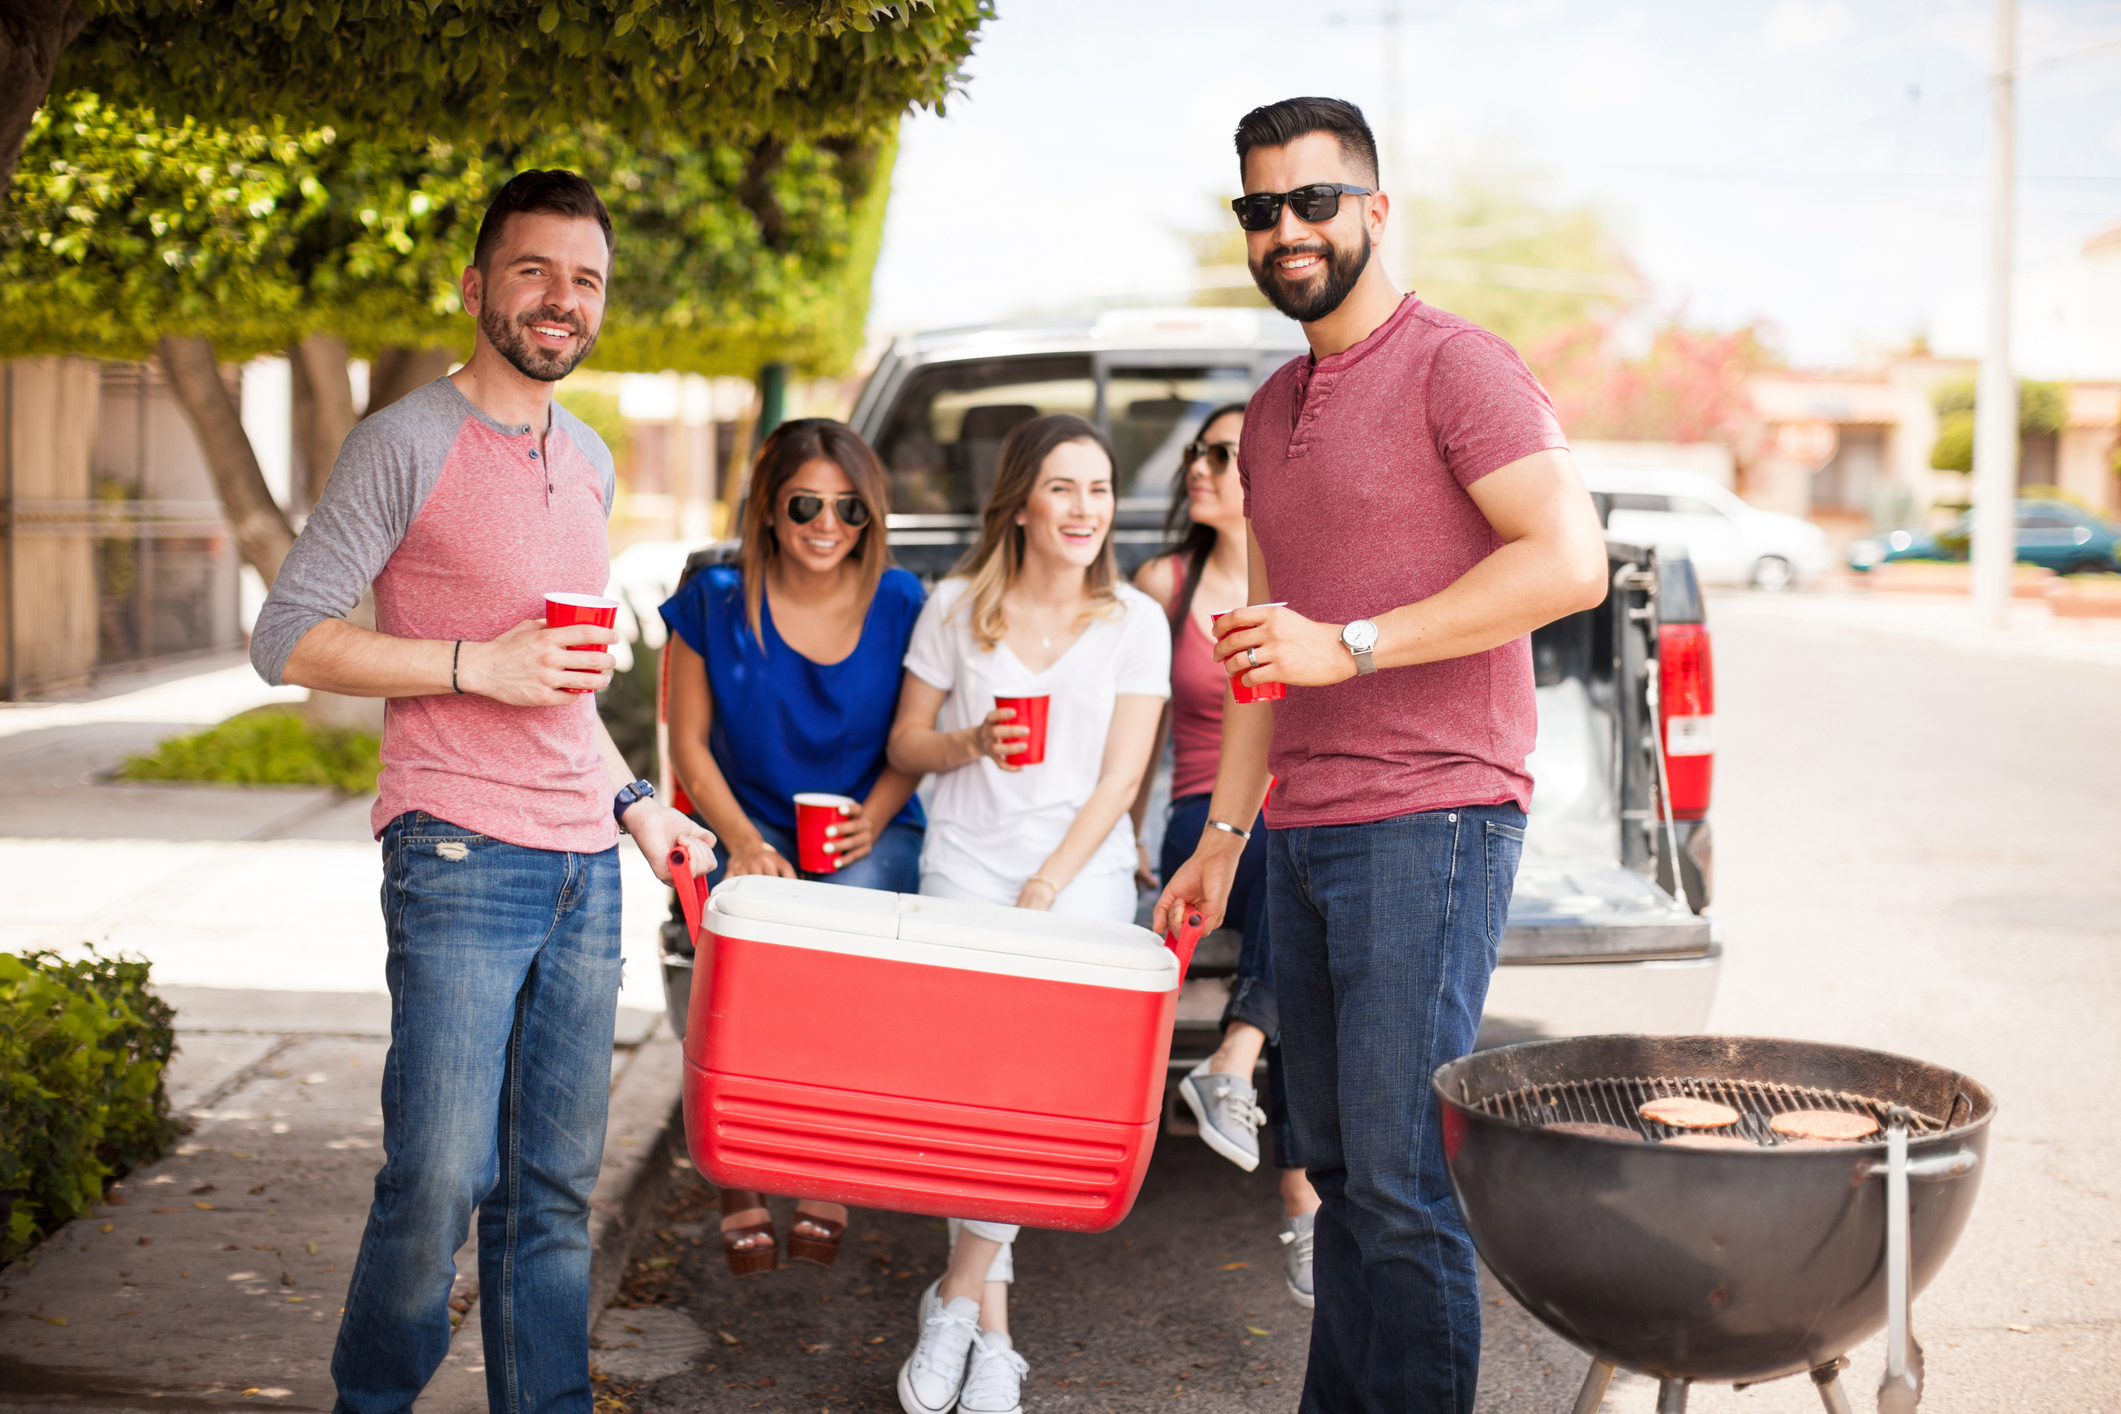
[660,417,925,1278]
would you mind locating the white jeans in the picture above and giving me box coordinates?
[918,865,1138,923]
[948,1218,1016,1284]
[922,862,1136,1283]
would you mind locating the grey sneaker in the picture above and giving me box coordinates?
[1279,1211,1316,1309]
[1178,1059,1266,1172]
[959,1329,1028,1414]
[898,1280,980,1414]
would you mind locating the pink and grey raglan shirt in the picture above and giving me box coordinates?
[251,377,620,853]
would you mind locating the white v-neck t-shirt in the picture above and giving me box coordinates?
[904,577,1172,909]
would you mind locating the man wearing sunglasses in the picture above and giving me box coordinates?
[1155,97,1607,1414]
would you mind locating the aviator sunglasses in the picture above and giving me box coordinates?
[1230,183,1372,233]
[783,491,872,528]
[1184,440,1239,474]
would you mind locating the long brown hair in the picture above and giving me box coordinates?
[737,418,893,645]
[947,413,1122,652]
[1161,401,1249,640]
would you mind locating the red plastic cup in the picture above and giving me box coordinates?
[1212,605,1288,704]
[794,793,859,873]
[545,592,620,693]
[992,695,1050,766]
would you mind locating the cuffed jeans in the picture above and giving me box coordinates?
[1269,805,1525,1414]
[332,813,624,1414]
[1163,794,1294,1165]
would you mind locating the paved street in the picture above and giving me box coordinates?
[3,592,2116,1411]
[597,593,2120,1414]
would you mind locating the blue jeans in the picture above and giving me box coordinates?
[1162,794,1293,1166]
[701,817,923,893]
[333,813,623,1414]
[1269,804,1525,1414]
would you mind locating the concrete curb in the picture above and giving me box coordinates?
[414,1035,685,1414]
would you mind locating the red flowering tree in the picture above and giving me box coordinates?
[1528,319,1778,461]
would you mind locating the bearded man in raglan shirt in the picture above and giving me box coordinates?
[251,170,714,1414]
[1155,100,1608,1413]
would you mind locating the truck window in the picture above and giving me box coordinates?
[1103,367,1256,502]
[1605,493,1672,514]
[874,356,1096,514]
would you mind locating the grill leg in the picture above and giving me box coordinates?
[1656,1378,1689,1413]
[1570,1360,1615,1414]
[1811,1360,1856,1414]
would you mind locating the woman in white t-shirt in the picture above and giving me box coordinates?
[884,413,1169,1414]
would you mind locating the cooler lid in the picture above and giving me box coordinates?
[895,895,1174,973]
[708,875,900,940]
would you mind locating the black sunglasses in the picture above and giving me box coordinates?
[784,492,872,528]
[1231,183,1372,233]
[1183,440,1239,474]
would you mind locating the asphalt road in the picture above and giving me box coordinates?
[611,596,2120,1414]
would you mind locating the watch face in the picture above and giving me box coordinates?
[1344,619,1380,652]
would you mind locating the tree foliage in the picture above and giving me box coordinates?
[1928,378,2069,472]
[1527,319,1780,453]
[3,92,900,376]
[61,0,987,153]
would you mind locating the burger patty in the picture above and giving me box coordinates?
[1768,1109,1881,1142]
[1638,1096,1742,1129]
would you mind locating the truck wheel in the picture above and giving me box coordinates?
[1751,556,1793,593]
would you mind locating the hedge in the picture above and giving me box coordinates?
[116,707,380,795]
[0,951,179,1264]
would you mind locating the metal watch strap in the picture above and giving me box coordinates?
[1352,645,1376,675]
[1207,819,1252,843]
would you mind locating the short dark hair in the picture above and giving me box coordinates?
[1234,97,1379,187]
[472,169,614,272]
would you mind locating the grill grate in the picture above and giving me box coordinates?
[1472,1075,1946,1147]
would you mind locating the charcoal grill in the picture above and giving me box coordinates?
[1434,1035,1992,1413]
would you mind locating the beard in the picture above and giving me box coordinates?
[480,301,599,383]
[1248,228,1371,324]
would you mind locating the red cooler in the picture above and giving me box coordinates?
[672,864,1201,1233]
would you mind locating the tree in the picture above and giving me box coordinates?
[1527,319,1779,454]
[3,0,989,189]
[1928,377,2069,472]
[4,93,911,585]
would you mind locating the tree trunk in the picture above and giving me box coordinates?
[0,0,84,190]
[368,346,456,417]
[158,335,296,588]
[287,333,357,509]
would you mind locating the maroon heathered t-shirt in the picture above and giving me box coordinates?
[1238,295,1568,828]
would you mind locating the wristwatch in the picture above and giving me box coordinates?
[1340,619,1380,676]
[613,778,656,824]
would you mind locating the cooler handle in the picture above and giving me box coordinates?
[1165,911,1206,977]
[668,841,710,945]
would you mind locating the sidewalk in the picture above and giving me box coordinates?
[0,684,685,1411]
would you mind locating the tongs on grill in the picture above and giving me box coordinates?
[1865,1106,1977,1414]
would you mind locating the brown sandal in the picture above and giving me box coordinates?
[719,1189,778,1277]
[786,1207,846,1268]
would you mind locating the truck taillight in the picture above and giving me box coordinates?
[1658,622,1714,820]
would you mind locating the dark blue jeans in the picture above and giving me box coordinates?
[1162,793,1294,1166]
[1269,804,1525,1414]
[333,813,623,1414]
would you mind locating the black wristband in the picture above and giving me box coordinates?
[451,640,464,694]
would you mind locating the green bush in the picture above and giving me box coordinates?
[1,950,179,1264]
[116,707,379,795]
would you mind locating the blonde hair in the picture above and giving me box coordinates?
[736,419,893,646]
[947,413,1124,652]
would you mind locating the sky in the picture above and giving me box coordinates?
[867,0,2121,371]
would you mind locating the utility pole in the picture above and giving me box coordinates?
[1970,0,2018,631]
[1382,4,1402,270]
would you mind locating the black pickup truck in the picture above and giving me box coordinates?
[656,310,1721,1055]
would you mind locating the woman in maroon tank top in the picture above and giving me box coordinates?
[1130,403,1322,1308]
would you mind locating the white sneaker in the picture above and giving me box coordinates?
[1177,1058,1266,1172]
[898,1280,981,1414]
[1279,1211,1316,1309]
[959,1329,1028,1414]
